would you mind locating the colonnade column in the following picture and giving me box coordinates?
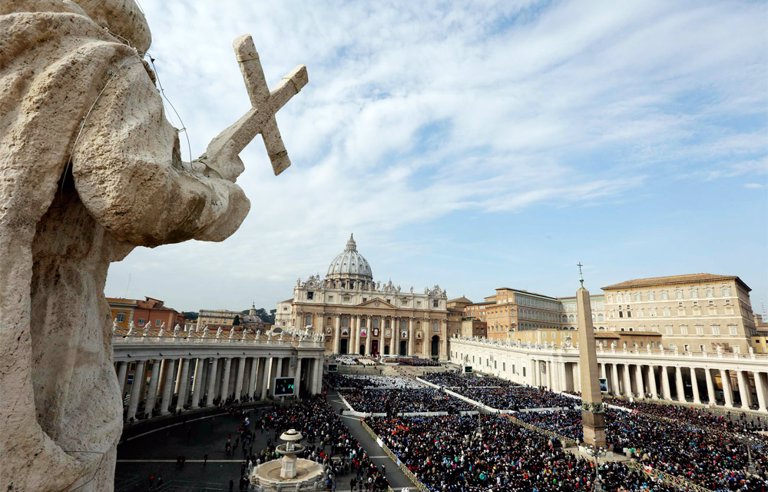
[674,366,685,403]
[408,319,415,356]
[312,357,323,394]
[755,372,767,413]
[116,361,128,395]
[622,364,632,398]
[160,359,177,415]
[261,357,273,400]
[235,356,246,400]
[720,369,734,408]
[611,364,620,396]
[634,364,645,399]
[661,366,671,400]
[205,358,219,406]
[737,370,753,409]
[144,359,162,416]
[175,358,191,412]
[334,316,341,353]
[294,358,303,396]
[221,358,232,400]
[705,368,716,405]
[647,365,658,399]
[690,368,701,404]
[127,360,146,421]
[191,358,205,408]
[248,357,260,397]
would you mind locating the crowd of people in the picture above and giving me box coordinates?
[253,396,390,491]
[514,407,768,490]
[422,371,579,410]
[341,387,475,414]
[328,374,424,390]
[366,414,678,491]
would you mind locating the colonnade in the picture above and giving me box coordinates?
[115,354,324,422]
[452,337,768,414]
[309,312,448,359]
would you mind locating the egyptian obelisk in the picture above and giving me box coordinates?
[576,263,607,448]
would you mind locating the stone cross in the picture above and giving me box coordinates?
[206,35,308,176]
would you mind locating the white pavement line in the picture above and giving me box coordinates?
[117,459,245,463]
[122,412,231,441]
[341,415,360,421]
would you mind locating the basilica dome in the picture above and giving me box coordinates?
[326,234,373,281]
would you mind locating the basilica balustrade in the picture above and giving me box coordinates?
[111,327,325,423]
[450,335,768,414]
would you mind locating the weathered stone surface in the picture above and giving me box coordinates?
[0,1,304,490]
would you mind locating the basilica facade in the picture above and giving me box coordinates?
[276,235,449,358]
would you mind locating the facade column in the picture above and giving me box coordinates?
[294,358,303,396]
[546,360,554,390]
[144,359,162,416]
[634,364,645,399]
[440,320,448,359]
[159,359,176,415]
[221,358,233,400]
[705,368,716,405]
[600,363,607,380]
[755,372,767,413]
[275,358,284,379]
[737,370,753,409]
[235,356,246,399]
[392,317,399,355]
[365,317,372,356]
[175,358,191,412]
[647,365,658,399]
[690,367,701,404]
[720,369,734,408]
[116,361,128,396]
[661,366,671,401]
[205,358,219,406]
[248,357,260,397]
[127,360,146,421]
[408,319,415,356]
[622,364,633,398]
[611,364,620,396]
[334,316,341,354]
[422,319,431,357]
[191,358,205,408]
[674,366,685,402]
[350,316,358,354]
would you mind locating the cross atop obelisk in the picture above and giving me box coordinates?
[577,261,584,287]
[205,35,308,177]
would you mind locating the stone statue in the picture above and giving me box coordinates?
[0,1,307,489]
[127,320,135,336]
[142,323,151,337]
[216,327,223,339]
[111,319,118,334]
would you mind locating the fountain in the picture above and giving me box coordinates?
[250,429,326,491]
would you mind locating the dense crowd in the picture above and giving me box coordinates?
[341,387,475,414]
[515,407,768,491]
[606,398,768,435]
[328,374,424,390]
[255,396,390,491]
[422,371,580,410]
[367,414,677,491]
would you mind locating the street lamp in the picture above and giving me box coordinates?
[590,446,606,492]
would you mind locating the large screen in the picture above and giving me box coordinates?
[464,366,473,373]
[274,377,296,397]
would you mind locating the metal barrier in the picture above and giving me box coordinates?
[624,460,712,492]
[503,414,578,448]
[360,419,430,492]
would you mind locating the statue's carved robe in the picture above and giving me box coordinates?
[0,2,249,490]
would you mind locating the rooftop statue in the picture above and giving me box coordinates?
[0,1,306,490]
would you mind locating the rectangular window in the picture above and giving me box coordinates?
[307,291,314,300]
[433,299,439,308]
[116,313,125,322]
[155,319,162,326]
[138,318,145,326]
[729,325,738,336]
[680,325,688,335]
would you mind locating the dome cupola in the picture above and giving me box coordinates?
[326,234,373,283]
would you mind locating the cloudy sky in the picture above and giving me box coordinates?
[105,0,768,315]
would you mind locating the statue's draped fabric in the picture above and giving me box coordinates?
[0,2,249,490]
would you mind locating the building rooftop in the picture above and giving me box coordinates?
[602,273,750,292]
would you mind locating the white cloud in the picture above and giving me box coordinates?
[104,0,767,311]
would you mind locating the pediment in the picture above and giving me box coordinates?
[356,297,397,309]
